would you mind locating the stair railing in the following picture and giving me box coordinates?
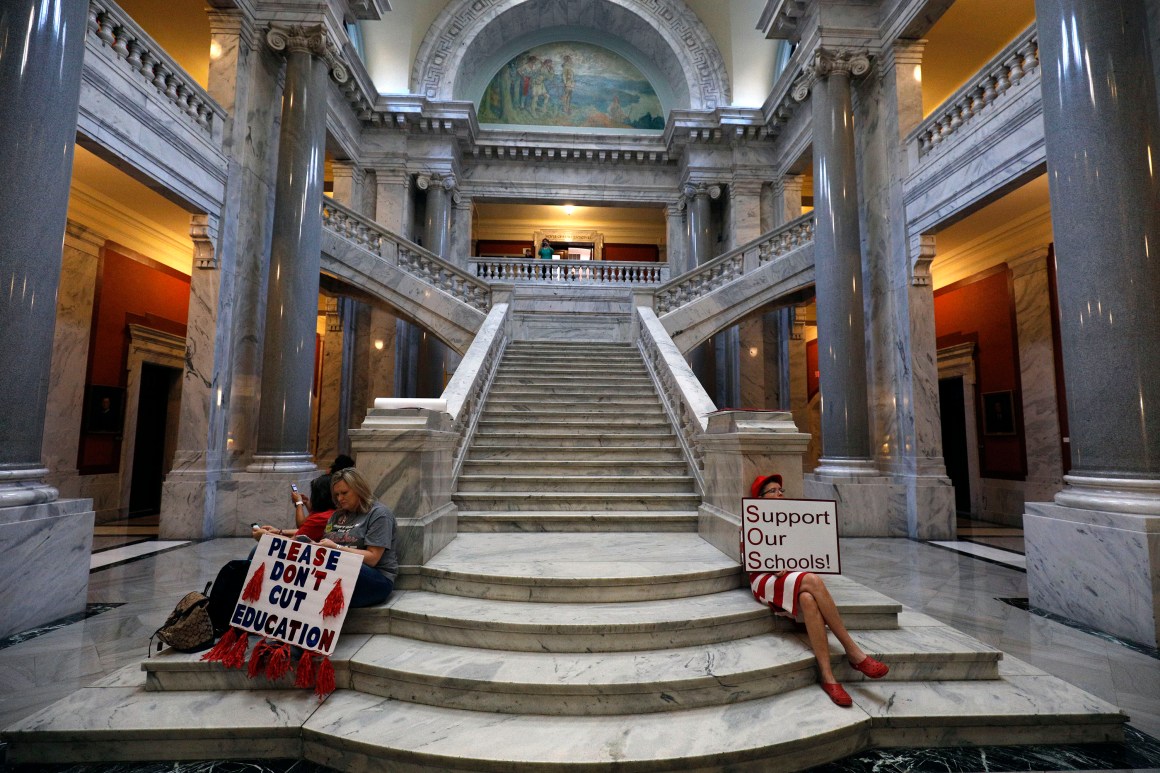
[636,306,717,492]
[443,303,511,483]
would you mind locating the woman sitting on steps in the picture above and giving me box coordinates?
[746,473,890,707]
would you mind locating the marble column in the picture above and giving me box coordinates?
[1027,0,1160,646]
[338,297,371,455]
[417,173,457,397]
[250,24,342,473]
[666,202,688,276]
[796,48,876,477]
[450,196,473,269]
[0,0,94,639]
[684,183,722,398]
[731,179,765,409]
[762,175,805,416]
[314,297,344,464]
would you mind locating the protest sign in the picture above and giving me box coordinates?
[229,534,362,656]
[741,498,841,575]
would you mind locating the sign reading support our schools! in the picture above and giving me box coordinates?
[742,498,841,575]
[230,534,363,656]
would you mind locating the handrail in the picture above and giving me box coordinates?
[321,198,491,312]
[907,24,1039,158]
[655,213,814,314]
[636,306,717,491]
[87,0,226,141]
[469,257,669,285]
[443,303,510,481]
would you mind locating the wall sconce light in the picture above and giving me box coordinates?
[563,205,575,215]
[373,339,384,351]
[748,347,759,358]
[210,40,223,60]
[913,65,922,83]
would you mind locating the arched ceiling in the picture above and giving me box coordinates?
[411,0,730,111]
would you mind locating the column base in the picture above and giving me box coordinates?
[0,497,94,638]
[1054,474,1160,515]
[0,467,58,507]
[245,454,319,473]
[804,471,896,536]
[813,457,880,477]
[1025,499,1160,648]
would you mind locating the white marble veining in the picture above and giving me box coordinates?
[90,540,190,570]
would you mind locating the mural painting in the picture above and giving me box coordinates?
[479,41,665,130]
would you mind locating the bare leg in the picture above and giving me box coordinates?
[798,591,838,684]
[797,574,867,674]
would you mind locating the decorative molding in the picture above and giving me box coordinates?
[190,214,219,270]
[911,233,936,286]
[67,181,193,274]
[682,183,722,200]
[266,24,349,84]
[792,47,872,102]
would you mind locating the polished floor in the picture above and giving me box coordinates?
[1,515,1158,772]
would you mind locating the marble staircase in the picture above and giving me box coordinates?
[2,343,1127,770]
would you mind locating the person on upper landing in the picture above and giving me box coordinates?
[745,473,890,707]
[538,237,553,261]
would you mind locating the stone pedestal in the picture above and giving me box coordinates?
[697,410,810,560]
[0,498,94,639]
[803,473,895,537]
[349,406,458,587]
[1025,501,1160,648]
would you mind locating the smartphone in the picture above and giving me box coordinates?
[290,483,299,493]
[251,522,260,529]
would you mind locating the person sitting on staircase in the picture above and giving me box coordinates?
[746,473,890,707]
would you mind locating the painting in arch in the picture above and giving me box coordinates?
[478,41,664,130]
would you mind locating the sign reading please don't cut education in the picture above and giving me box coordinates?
[742,498,841,575]
[230,534,363,656]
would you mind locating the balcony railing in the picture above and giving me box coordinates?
[468,257,669,285]
[909,25,1039,158]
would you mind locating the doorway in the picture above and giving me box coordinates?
[939,376,972,514]
[128,363,181,517]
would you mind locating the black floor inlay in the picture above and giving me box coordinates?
[999,597,1160,660]
[807,726,1160,772]
[0,604,125,652]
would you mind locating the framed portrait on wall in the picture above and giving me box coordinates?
[84,385,125,435]
[981,390,1016,436]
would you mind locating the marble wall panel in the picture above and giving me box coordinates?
[43,225,101,496]
[1012,253,1065,507]
[226,472,315,537]
[1026,502,1160,648]
[803,475,897,537]
[315,321,344,465]
[0,499,94,638]
[738,317,766,409]
[368,306,397,405]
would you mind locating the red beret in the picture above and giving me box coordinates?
[750,473,783,499]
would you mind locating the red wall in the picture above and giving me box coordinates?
[80,248,190,473]
[604,244,659,262]
[934,265,1026,479]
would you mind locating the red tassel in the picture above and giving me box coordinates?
[247,638,274,679]
[265,642,292,681]
[241,564,265,602]
[222,631,249,670]
[293,650,316,689]
[201,628,238,663]
[321,579,345,618]
[314,656,335,699]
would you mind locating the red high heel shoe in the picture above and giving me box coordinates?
[850,655,889,679]
[820,682,852,707]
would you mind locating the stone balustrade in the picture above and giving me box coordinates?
[87,0,225,139]
[636,306,717,488]
[910,25,1039,158]
[442,303,510,480]
[321,198,490,312]
[469,257,668,285]
[655,213,814,314]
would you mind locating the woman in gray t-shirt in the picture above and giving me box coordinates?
[318,467,398,607]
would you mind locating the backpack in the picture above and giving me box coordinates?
[206,559,251,636]
[149,584,215,654]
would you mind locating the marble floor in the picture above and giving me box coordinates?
[1,516,1158,772]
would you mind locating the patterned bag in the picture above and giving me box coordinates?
[149,584,216,654]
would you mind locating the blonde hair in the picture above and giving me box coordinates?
[331,467,373,514]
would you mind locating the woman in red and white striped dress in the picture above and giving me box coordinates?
[746,474,889,707]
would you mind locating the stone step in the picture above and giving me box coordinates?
[453,491,702,511]
[7,670,1124,768]
[460,460,689,476]
[476,417,673,431]
[485,394,662,406]
[296,675,1125,772]
[491,375,654,387]
[469,431,679,448]
[343,624,1004,715]
[499,360,647,371]
[343,585,900,651]
[456,474,696,494]
[456,510,699,532]
[482,404,667,417]
[465,445,686,462]
[415,532,737,601]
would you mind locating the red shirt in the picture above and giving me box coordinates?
[295,509,334,542]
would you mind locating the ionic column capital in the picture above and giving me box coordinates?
[266,24,348,84]
[681,182,722,200]
[792,47,872,102]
